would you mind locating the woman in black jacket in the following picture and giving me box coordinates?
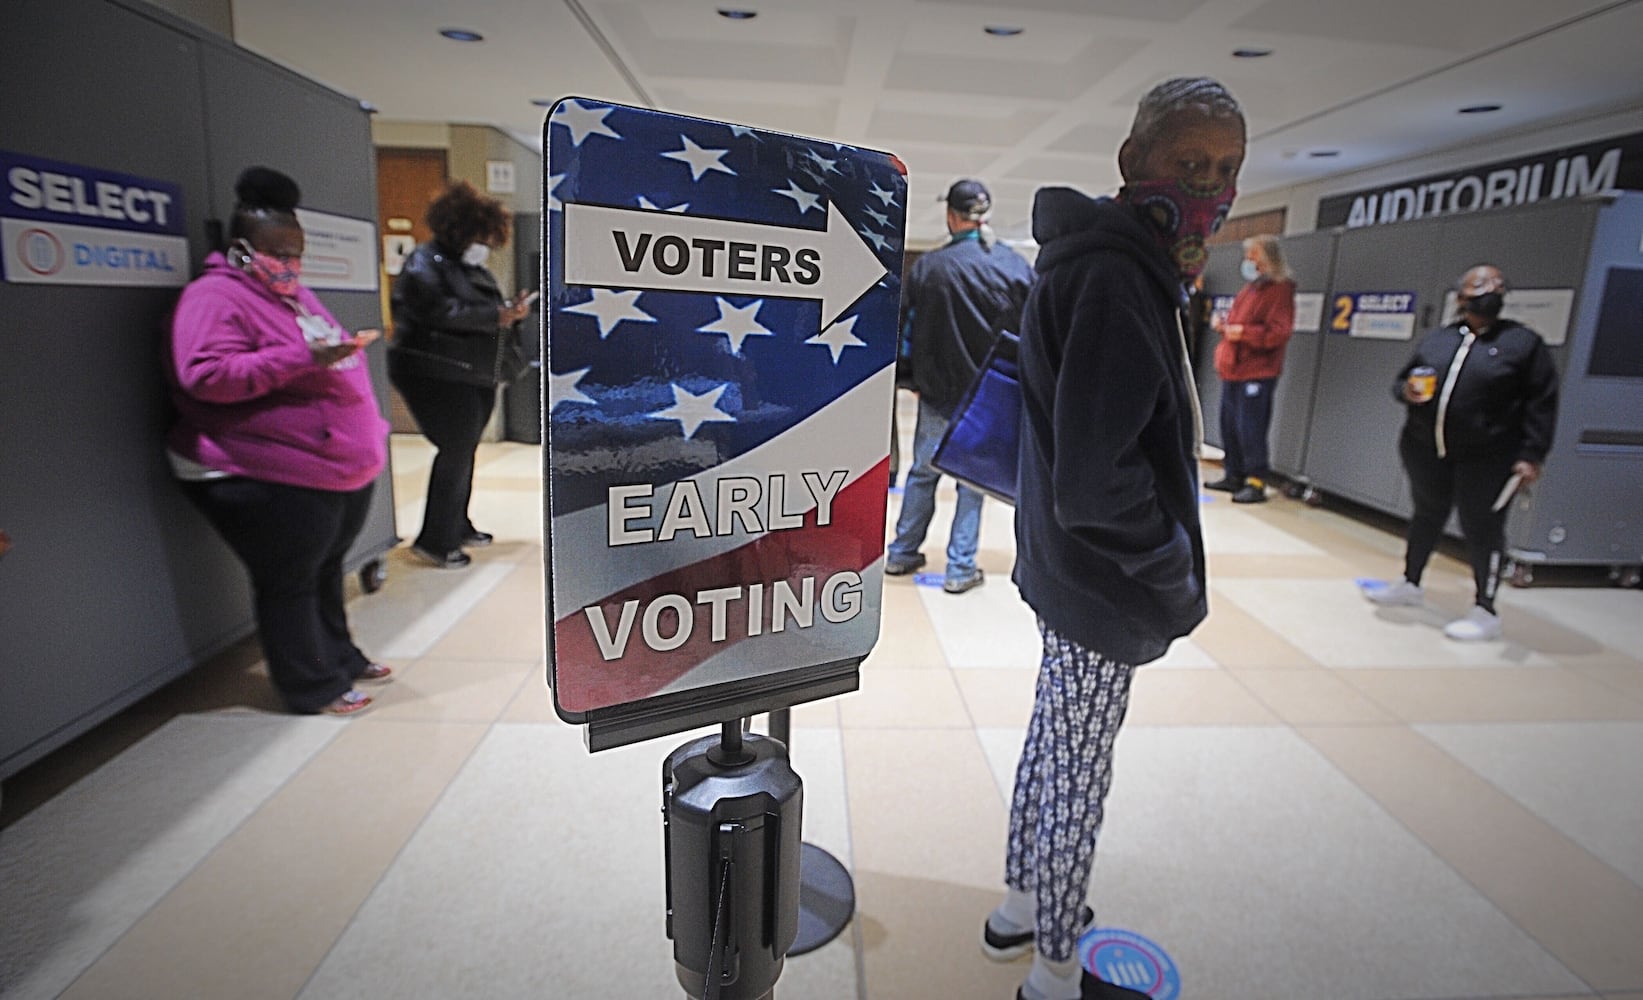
[389,181,532,568]
[1362,265,1559,641]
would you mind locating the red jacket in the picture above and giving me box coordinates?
[1214,277,1295,382]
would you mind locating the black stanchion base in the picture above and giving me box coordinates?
[788,842,855,956]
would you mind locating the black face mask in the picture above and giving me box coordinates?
[1462,291,1505,320]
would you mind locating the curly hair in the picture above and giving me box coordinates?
[426,180,510,251]
[229,166,300,242]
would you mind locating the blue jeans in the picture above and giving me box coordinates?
[1219,376,1277,482]
[888,398,984,580]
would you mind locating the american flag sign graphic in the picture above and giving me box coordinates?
[543,99,907,720]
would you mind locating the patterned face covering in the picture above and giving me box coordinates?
[1122,177,1237,279]
[236,240,303,297]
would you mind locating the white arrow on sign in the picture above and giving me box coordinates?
[563,201,888,330]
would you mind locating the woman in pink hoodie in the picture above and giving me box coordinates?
[167,167,391,715]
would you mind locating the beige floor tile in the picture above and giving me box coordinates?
[1194,588,1318,669]
[1340,668,1643,723]
[836,669,972,729]
[953,668,1038,728]
[424,559,546,661]
[862,580,949,669]
[855,869,1026,1000]
[1568,663,1643,708]
[1205,551,1360,577]
[1300,725,1643,992]
[500,666,558,723]
[1201,503,1325,555]
[788,696,841,729]
[362,657,534,723]
[1126,667,1281,726]
[920,577,1041,669]
[472,441,543,479]
[843,729,1006,890]
[1234,668,1399,725]
[60,721,489,1000]
[1216,578,1562,669]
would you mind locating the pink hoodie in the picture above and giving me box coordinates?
[167,252,388,491]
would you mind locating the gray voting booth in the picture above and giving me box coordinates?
[1,0,396,781]
[1198,194,1643,581]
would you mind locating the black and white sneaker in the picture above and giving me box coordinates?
[982,905,1096,961]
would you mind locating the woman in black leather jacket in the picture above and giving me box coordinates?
[389,181,532,568]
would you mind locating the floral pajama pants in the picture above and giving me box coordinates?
[1004,619,1138,961]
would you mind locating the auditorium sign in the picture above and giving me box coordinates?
[1317,131,1643,230]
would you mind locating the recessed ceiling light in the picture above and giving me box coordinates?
[1308,149,1341,158]
[1232,47,1272,58]
[1459,103,1502,114]
[717,8,757,18]
[439,28,483,42]
[985,25,1024,36]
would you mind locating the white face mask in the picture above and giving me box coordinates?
[461,243,490,266]
[1240,258,1261,282]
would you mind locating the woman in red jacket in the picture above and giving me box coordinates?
[1206,234,1295,503]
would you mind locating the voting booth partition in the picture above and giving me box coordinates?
[0,0,396,782]
[1198,194,1643,579]
[542,100,906,996]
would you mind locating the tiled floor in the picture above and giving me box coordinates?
[4,399,1643,1000]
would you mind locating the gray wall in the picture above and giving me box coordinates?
[1,0,394,779]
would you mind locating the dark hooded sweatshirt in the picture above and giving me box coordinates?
[1012,189,1207,665]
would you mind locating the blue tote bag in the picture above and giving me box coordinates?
[931,330,1021,505]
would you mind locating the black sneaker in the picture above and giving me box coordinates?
[982,904,1096,961]
[1016,969,1151,1000]
[1204,476,1241,492]
[943,568,985,594]
[884,552,926,576]
[464,529,494,548]
[409,545,471,569]
[1231,484,1268,504]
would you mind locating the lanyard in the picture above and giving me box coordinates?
[1433,328,1476,459]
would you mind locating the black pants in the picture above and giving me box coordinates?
[1219,377,1277,483]
[1400,436,1513,612]
[393,372,494,553]
[186,478,374,713]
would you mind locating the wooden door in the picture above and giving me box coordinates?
[376,147,447,431]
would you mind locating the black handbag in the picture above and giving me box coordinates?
[931,330,1021,505]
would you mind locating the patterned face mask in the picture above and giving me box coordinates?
[236,239,303,297]
[1122,177,1237,279]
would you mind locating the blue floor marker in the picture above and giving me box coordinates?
[912,571,943,588]
[1079,927,1180,1000]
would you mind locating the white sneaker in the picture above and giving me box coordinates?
[1362,579,1424,606]
[1444,606,1502,641]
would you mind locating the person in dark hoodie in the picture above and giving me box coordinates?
[981,78,1244,1000]
[1360,264,1558,642]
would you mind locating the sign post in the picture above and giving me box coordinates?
[543,98,906,997]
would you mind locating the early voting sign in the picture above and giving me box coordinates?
[543,99,906,749]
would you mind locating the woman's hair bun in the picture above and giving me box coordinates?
[234,167,300,212]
